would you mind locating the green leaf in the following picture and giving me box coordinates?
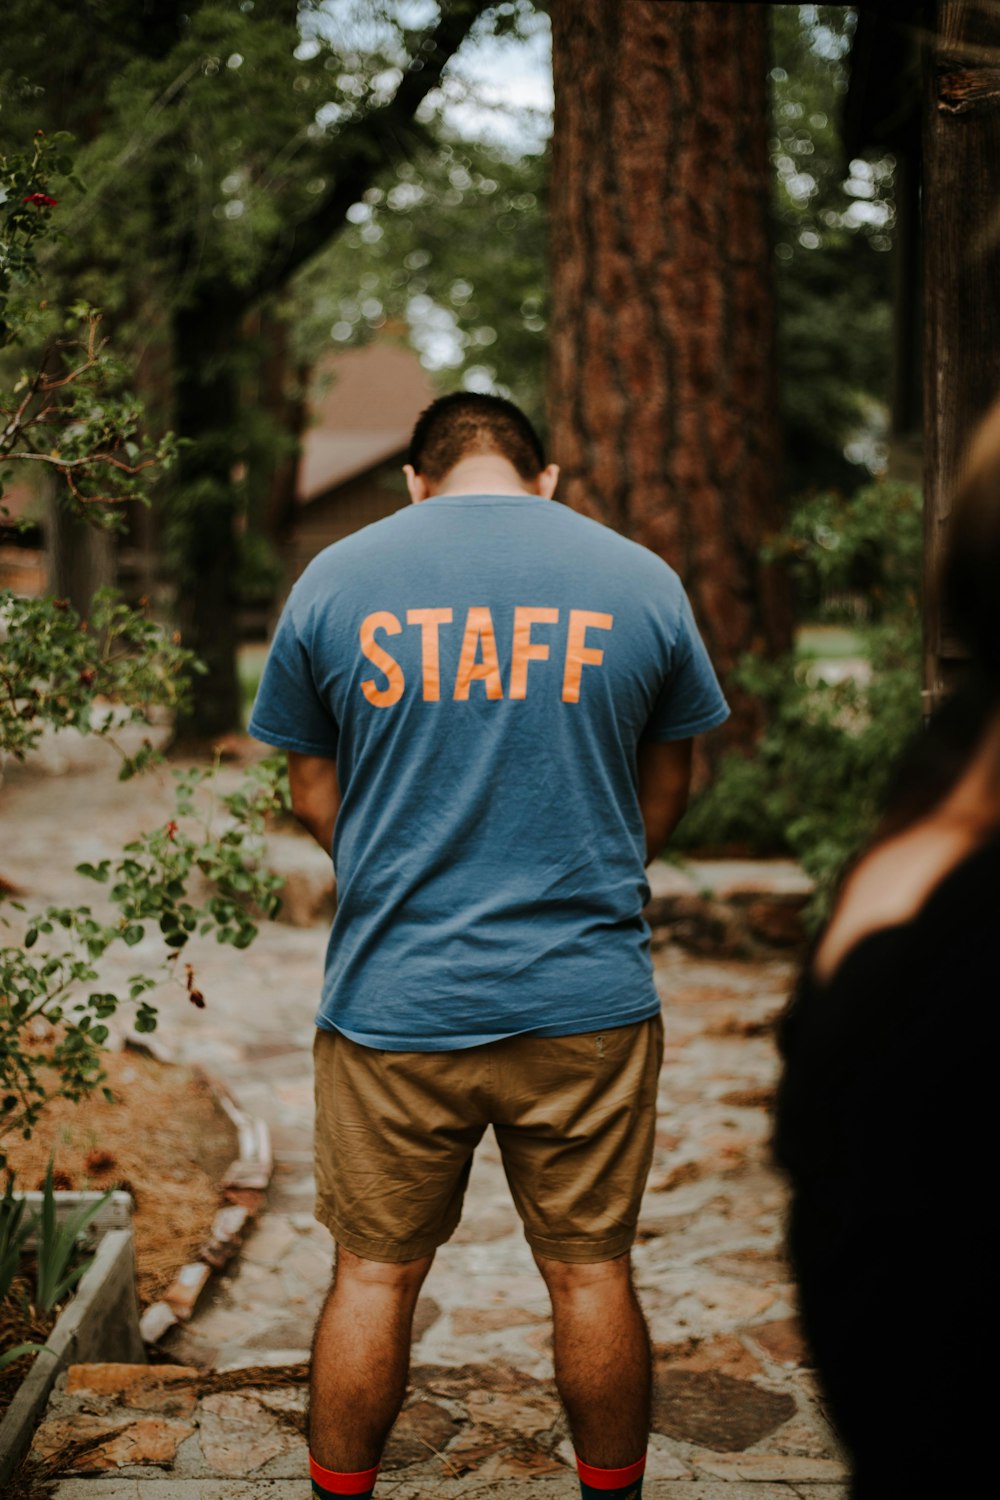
[0,1342,55,1371]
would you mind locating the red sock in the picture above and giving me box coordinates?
[577,1451,647,1498]
[309,1453,379,1498]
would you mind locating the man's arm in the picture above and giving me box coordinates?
[287,751,341,854]
[637,738,693,864]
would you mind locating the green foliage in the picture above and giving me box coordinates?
[30,1158,113,1314]
[0,589,196,767]
[764,479,922,617]
[674,480,923,921]
[0,1340,53,1370]
[292,134,549,424]
[1,754,290,1161]
[0,1174,35,1305]
[0,134,291,1170]
[1,133,179,521]
[770,6,895,495]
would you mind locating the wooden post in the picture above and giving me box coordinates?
[923,0,1000,712]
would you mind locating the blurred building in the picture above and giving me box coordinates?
[288,341,435,584]
[0,478,47,597]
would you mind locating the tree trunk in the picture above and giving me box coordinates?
[922,0,1000,713]
[547,0,792,752]
[171,281,243,742]
[49,500,115,615]
[246,306,307,549]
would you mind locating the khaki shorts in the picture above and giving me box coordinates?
[313,1014,664,1264]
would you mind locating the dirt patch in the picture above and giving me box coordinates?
[3,1047,236,1308]
[2,1049,235,1421]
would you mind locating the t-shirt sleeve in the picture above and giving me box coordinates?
[247,595,339,757]
[643,587,731,742]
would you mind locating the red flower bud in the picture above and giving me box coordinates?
[23,192,58,208]
[165,820,179,841]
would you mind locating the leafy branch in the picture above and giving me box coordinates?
[1,754,289,1164]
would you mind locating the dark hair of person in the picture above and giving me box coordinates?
[407,392,546,483]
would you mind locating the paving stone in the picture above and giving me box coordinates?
[64,1362,199,1416]
[767,1416,838,1458]
[140,1301,181,1342]
[288,1211,318,1233]
[695,1453,849,1482]
[33,1414,195,1469]
[197,1392,300,1476]
[747,1316,811,1368]
[211,1203,251,1243]
[700,1247,792,1287]
[246,1314,318,1351]
[381,1399,465,1469]
[652,1370,796,1452]
[694,1277,778,1322]
[450,1304,548,1337]
[462,1384,561,1438]
[644,1442,696,1480]
[655,1334,763,1381]
[163,1262,213,1320]
[156,1324,223,1371]
[450,1201,522,1243]
[280,1243,332,1287]
[412,1294,442,1341]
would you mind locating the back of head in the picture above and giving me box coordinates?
[408,392,545,483]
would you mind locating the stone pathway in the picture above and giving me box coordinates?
[1,736,846,1496]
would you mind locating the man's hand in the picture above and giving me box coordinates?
[287,751,341,855]
[637,738,692,864]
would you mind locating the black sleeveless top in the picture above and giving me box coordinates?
[773,831,999,1493]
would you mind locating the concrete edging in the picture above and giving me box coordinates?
[133,1047,274,1345]
[0,1225,143,1489]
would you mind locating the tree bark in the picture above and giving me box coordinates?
[922,0,1000,712]
[171,280,244,741]
[547,0,792,752]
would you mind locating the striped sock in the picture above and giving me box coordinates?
[577,1451,647,1499]
[309,1453,379,1498]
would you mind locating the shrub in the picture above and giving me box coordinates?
[674,481,923,924]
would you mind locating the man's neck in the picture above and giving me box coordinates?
[431,457,537,498]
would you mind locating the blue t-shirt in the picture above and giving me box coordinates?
[249,493,729,1049]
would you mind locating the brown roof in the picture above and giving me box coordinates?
[296,342,436,504]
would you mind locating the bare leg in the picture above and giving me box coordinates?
[535,1250,651,1468]
[309,1244,434,1471]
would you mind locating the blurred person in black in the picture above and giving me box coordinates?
[774,396,1000,1497]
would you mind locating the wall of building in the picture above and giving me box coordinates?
[285,457,409,586]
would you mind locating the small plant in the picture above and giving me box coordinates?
[1,752,289,1160]
[29,1157,113,1315]
[0,1341,53,1372]
[1,1175,35,1305]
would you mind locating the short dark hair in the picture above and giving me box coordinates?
[407,392,546,483]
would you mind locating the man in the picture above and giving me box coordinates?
[249,392,729,1500]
